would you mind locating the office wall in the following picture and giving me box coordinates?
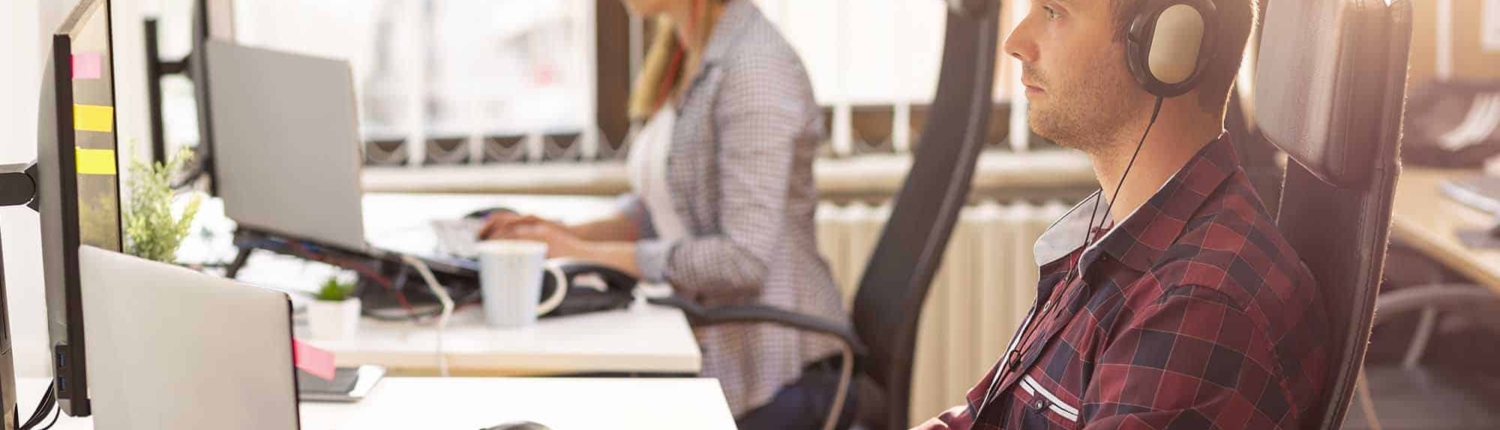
[1408,0,1500,85]
[1,0,152,378]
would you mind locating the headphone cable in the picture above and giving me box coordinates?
[973,96,1165,423]
[1075,96,1165,279]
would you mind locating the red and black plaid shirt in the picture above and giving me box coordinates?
[919,135,1330,429]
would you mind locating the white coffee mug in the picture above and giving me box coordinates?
[476,240,548,328]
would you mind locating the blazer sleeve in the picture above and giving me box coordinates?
[639,53,814,299]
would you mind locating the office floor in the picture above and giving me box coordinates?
[1345,242,1500,429]
[1340,367,1500,429]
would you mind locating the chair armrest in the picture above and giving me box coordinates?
[648,295,868,357]
[1375,284,1500,332]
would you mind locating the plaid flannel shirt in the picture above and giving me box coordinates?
[919,135,1331,429]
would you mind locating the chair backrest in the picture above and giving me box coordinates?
[847,2,1000,428]
[1254,0,1411,427]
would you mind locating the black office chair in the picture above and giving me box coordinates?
[1253,0,1412,428]
[651,1,1002,429]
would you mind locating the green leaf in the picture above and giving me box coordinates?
[315,277,354,301]
[123,146,201,264]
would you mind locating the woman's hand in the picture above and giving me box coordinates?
[478,213,570,241]
[480,215,584,259]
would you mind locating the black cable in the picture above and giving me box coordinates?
[21,386,50,428]
[975,96,1168,424]
[1069,96,1165,281]
[20,395,53,430]
[19,383,55,430]
[36,404,59,430]
[1096,96,1165,233]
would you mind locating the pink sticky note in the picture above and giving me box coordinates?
[72,53,102,80]
[293,339,336,381]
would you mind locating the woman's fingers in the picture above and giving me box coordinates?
[494,217,551,239]
[506,223,570,258]
[478,213,570,241]
[477,212,524,239]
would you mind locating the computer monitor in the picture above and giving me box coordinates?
[145,0,234,195]
[36,0,125,416]
[189,0,234,196]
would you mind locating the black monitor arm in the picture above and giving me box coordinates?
[0,162,38,429]
[144,18,189,168]
[0,163,39,212]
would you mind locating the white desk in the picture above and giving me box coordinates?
[177,195,701,375]
[302,303,703,376]
[1391,168,1500,294]
[30,377,737,430]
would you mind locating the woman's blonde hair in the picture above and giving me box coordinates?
[627,1,724,121]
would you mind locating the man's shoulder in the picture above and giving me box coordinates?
[1147,174,1321,323]
[1135,173,1332,422]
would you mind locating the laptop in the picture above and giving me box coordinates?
[79,245,301,429]
[203,40,478,274]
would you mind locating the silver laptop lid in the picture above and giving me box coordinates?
[206,39,367,252]
[80,246,300,430]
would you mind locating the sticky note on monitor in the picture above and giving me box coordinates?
[72,53,102,80]
[293,339,337,381]
[74,105,113,133]
[75,148,117,176]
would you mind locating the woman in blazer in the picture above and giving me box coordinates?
[480,0,852,428]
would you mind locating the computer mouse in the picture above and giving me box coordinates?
[464,206,518,220]
[482,421,550,430]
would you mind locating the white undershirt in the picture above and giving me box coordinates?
[626,107,689,241]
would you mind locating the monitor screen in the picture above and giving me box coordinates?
[37,0,123,416]
[68,1,122,252]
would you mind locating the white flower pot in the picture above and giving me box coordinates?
[308,298,361,340]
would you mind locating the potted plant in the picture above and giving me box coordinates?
[121,147,202,263]
[307,277,361,340]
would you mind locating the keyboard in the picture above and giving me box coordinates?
[432,218,487,259]
[1441,176,1500,215]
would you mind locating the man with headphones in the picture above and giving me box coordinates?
[918,0,1330,428]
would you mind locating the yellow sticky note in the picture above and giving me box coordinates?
[74,105,113,133]
[75,148,117,176]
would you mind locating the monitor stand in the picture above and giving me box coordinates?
[0,162,41,430]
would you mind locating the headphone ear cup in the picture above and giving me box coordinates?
[1127,0,1216,97]
[1147,4,1207,85]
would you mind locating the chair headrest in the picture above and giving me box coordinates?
[947,0,995,18]
[1255,0,1393,188]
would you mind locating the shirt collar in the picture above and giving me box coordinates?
[1034,132,1239,272]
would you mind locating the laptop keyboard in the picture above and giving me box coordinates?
[431,218,486,259]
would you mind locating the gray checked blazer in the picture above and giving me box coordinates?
[615,0,849,417]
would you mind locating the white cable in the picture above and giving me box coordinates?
[823,343,856,430]
[401,255,453,377]
[1357,369,1382,430]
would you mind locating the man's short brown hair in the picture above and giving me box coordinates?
[1112,0,1258,111]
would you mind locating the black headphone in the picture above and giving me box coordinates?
[1126,0,1219,97]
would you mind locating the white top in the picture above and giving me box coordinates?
[30,377,737,430]
[300,304,702,375]
[626,107,690,241]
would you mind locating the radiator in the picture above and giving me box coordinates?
[816,201,1070,426]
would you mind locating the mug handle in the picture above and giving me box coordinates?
[536,262,569,316]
